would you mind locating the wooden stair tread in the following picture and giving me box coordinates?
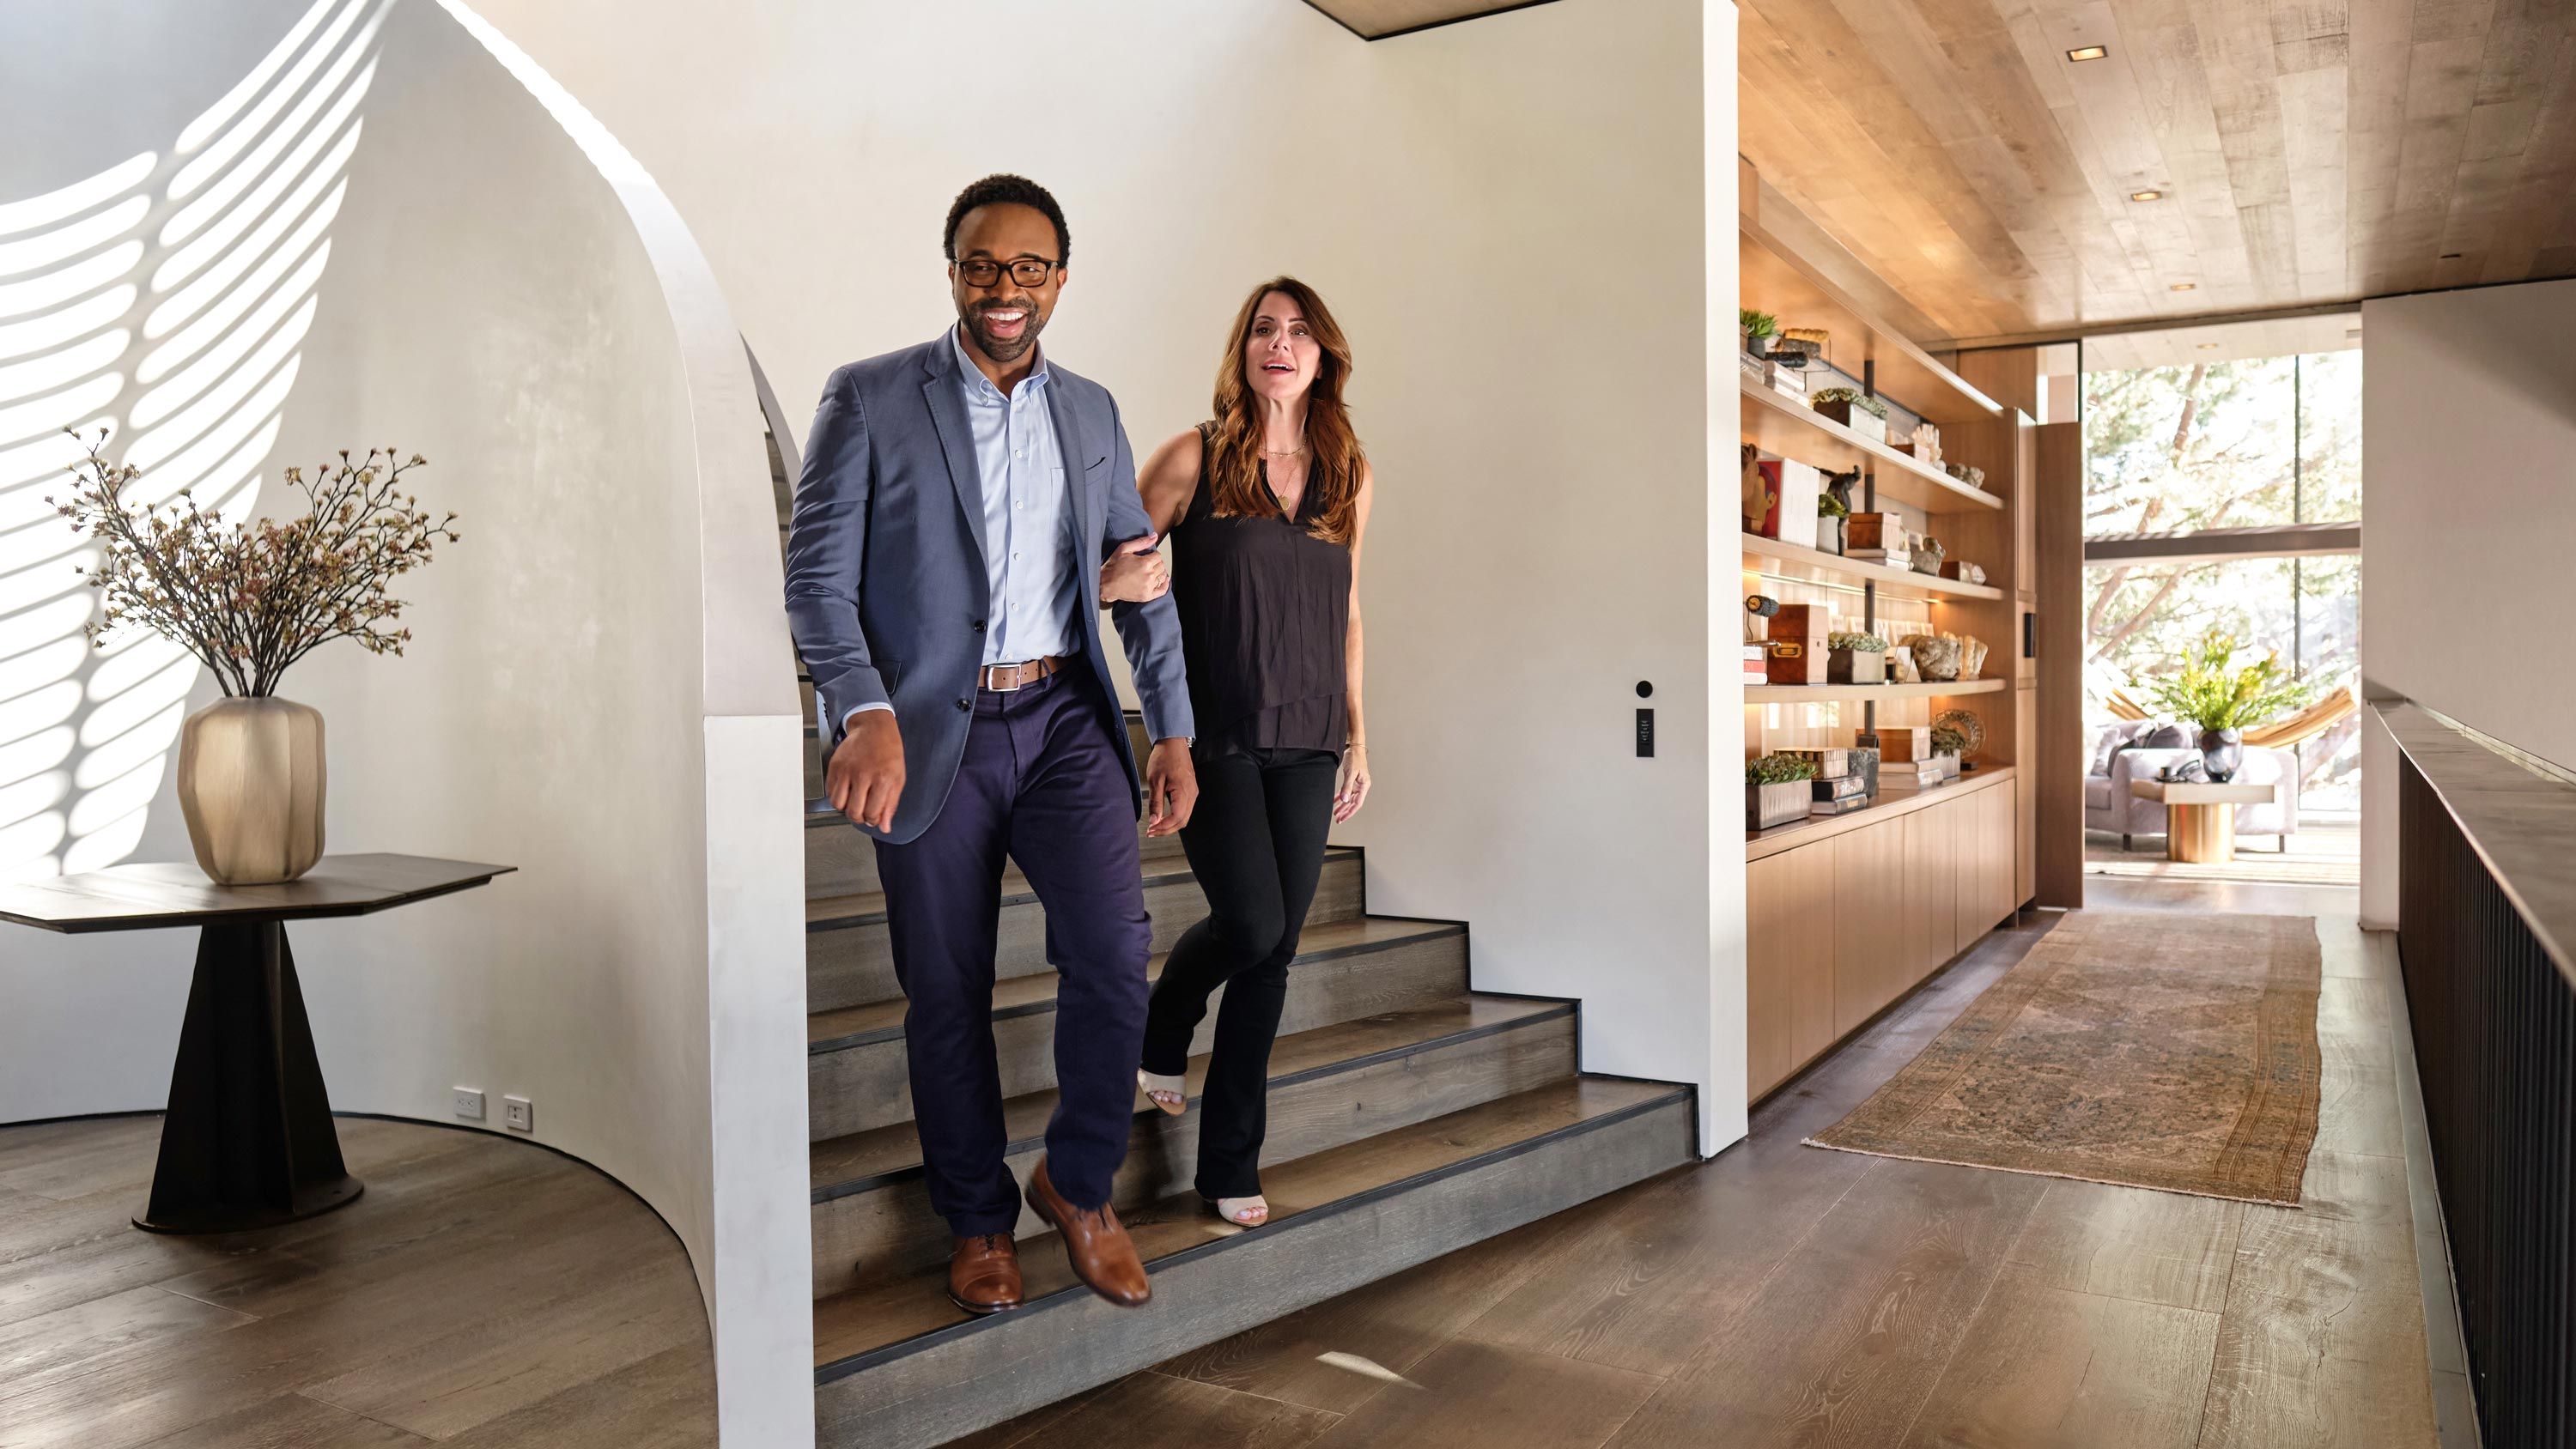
[809,1075,1687,1373]
[809,993,1571,1196]
[805,846,1360,930]
[805,917,1463,1052]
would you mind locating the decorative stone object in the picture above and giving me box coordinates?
[1911,536,1947,576]
[1902,633,1964,682]
[178,697,327,884]
[1889,645,1922,683]
[1959,635,1990,680]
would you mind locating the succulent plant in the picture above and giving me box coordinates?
[1829,632,1888,652]
[1816,490,1850,518]
[1808,386,1891,420]
[1931,724,1970,756]
[1739,308,1778,340]
[1747,752,1820,786]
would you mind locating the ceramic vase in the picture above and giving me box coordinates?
[177,697,326,884]
[2198,727,2244,783]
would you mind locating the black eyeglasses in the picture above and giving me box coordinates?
[956,258,1058,288]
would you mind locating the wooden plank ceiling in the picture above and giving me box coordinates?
[1739,0,2576,345]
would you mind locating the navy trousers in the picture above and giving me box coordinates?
[872,666,1150,1235]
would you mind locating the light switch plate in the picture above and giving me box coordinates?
[452,1088,484,1121]
[502,1095,533,1132]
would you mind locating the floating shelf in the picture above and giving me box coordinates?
[1739,379,2002,514]
[1744,678,2010,704]
[1740,533,2003,602]
[1739,220,2004,427]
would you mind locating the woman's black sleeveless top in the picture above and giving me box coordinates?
[1168,426,1352,758]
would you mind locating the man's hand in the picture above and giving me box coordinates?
[828,711,906,833]
[1144,737,1197,837]
[1099,532,1170,605]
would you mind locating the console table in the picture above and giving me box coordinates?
[0,853,514,1234]
[2126,779,2278,864]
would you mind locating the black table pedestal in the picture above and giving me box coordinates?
[136,920,362,1234]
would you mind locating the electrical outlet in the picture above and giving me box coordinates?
[452,1088,484,1121]
[502,1095,534,1132]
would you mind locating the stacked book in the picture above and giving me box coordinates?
[1809,773,1870,817]
[1741,643,1768,686]
[1775,746,1876,816]
[1876,757,1947,792]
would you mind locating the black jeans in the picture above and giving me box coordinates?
[1139,746,1340,1199]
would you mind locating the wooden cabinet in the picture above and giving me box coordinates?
[1746,845,1835,1099]
[1830,819,1910,1036]
[1744,775,2020,1102]
[1902,802,1958,984]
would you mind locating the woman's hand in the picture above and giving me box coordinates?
[1333,743,1371,823]
[1100,533,1170,605]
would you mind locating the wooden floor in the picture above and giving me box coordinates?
[963,877,2453,1449]
[0,1114,714,1448]
[2087,816,2362,888]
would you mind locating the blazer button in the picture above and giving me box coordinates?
[956,698,971,712]
[971,620,986,633]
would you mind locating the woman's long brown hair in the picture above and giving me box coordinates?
[1205,277,1364,546]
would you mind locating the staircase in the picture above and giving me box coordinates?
[770,427,1697,1448]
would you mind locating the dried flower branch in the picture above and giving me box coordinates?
[48,428,459,698]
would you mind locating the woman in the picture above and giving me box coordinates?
[1098,276,1374,1228]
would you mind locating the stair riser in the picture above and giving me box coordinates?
[809,1010,1576,1299]
[806,855,1364,1014]
[809,931,1467,1141]
[813,1094,1696,1449]
[805,818,1188,900]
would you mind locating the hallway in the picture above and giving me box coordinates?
[963,878,2452,1449]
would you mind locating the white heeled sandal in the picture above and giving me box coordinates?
[1138,1068,1187,1117]
[1206,1194,1269,1228]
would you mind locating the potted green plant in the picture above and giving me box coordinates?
[1814,489,1850,555]
[50,430,459,884]
[1929,722,1969,779]
[1809,386,1890,446]
[2141,630,2313,782]
[1827,630,1886,685]
[1740,308,1778,359]
[1747,752,1818,831]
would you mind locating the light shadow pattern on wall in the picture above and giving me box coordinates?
[0,0,384,881]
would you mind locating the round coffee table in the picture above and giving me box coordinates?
[2127,779,2278,864]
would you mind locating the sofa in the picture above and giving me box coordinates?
[2085,719,2300,851]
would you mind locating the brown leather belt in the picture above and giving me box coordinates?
[978,655,1072,693]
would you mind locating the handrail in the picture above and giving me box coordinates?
[2376,699,2576,988]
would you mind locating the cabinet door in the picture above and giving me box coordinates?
[1903,802,1958,986]
[1959,784,2012,937]
[1747,846,1834,1099]
[1830,820,1909,1037]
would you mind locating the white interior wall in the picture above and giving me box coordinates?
[467,0,1747,1147]
[0,3,810,1442]
[2359,278,2576,928]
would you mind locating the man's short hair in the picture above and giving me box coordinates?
[943,174,1071,264]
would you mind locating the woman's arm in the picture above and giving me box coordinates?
[1334,463,1375,823]
[1102,427,1203,604]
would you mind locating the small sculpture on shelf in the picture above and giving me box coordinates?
[1814,489,1849,555]
[1823,467,1859,518]
[1902,632,1963,682]
[1942,460,1988,492]
[1911,535,1947,576]
[1740,443,1772,533]
[1959,634,1990,679]
[1934,708,1987,772]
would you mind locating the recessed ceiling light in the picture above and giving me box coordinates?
[2131,190,2164,202]
[2067,45,2108,61]
[2170,282,2196,292]
[2197,343,2220,350]
[2440,252,2463,259]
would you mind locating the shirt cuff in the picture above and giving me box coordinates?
[842,702,894,731]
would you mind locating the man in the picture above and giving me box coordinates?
[784,174,1197,1314]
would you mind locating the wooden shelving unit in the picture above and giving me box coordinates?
[1741,533,2003,603]
[1744,678,2008,704]
[1738,380,2002,512]
[1745,765,2014,862]
[1739,218,2003,427]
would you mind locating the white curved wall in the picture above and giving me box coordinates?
[0,2,809,1443]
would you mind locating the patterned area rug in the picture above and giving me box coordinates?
[1807,911,2324,1205]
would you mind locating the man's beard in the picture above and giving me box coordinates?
[964,300,1044,363]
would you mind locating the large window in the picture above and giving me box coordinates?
[2082,347,2361,810]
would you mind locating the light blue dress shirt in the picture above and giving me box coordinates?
[845,328,1080,727]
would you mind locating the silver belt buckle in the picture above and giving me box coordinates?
[987,661,1030,693]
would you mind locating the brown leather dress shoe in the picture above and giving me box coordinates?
[1023,1157,1151,1307]
[947,1233,1023,1315]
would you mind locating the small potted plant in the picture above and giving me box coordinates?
[1809,386,1890,445]
[1826,631,1886,685]
[1747,753,1818,831]
[50,429,459,884]
[1814,489,1850,555]
[1740,308,1778,359]
[1930,723,1969,779]
[2142,630,2312,782]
